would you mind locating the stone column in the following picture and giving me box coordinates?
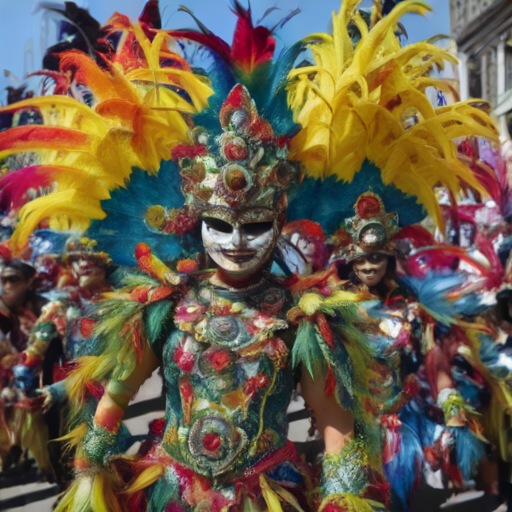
[481,53,488,100]
[497,36,509,138]
[458,51,469,101]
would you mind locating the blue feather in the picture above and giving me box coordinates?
[384,419,423,511]
[400,404,437,449]
[453,427,486,482]
[87,160,201,266]
[398,274,487,324]
[452,367,485,409]
[190,49,236,136]
[258,41,306,137]
[287,160,425,234]
[478,334,511,379]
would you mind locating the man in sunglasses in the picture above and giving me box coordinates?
[0,260,49,478]
[0,260,46,352]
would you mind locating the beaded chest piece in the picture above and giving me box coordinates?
[161,280,294,479]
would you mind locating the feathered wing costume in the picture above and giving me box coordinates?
[0,1,501,512]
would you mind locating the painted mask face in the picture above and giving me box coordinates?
[201,207,278,277]
[353,253,388,288]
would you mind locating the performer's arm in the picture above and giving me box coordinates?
[94,344,160,433]
[76,344,160,469]
[301,368,354,454]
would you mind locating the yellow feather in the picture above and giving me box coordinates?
[11,191,107,250]
[125,463,165,494]
[5,19,212,251]
[288,0,498,228]
[54,477,90,512]
[319,493,387,512]
[58,423,88,451]
[268,479,305,512]
[259,474,284,512]
[66,356,103,408]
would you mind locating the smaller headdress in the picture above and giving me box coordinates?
[331,192,399,262]
[63,236,111,266]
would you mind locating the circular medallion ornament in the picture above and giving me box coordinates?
[229,109,252,132]
[145,205,166,229]
[208,316,240,342]
[222,164,253,193]
[198,346,236,377]
[205,316,252,348]
[187,415,248,475]
[257,287,286,315]
[357,221,388,250]
[221,135,250,161]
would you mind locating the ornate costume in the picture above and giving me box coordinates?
[0,1,505,511]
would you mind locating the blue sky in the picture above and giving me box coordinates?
[0,0,450,102]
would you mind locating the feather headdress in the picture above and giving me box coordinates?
[287,0,498,229]
[0,15,213,252]
[0,0,499,259]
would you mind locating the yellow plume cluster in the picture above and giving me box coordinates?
[287,0,498,227]
[0,21,212,251]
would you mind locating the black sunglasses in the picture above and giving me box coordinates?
[1,275,22,285]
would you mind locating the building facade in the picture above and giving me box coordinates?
[450,0,512,137]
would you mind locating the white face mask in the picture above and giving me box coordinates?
[201,213,277,278]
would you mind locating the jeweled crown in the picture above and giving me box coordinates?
[173,85,302,213]
[331,192,399,262]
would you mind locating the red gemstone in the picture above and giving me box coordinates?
[202,433,221,451]
[224,141,249,161]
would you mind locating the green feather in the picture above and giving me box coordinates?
[147,467,180,512]
[144,301,173,345]
[292,320,327,379]
[109,267,160,289]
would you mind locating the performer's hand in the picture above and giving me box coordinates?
[36,388,54,413]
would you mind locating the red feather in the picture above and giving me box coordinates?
[324,366,336,396]
[0,166,52,211]
[170,1,276,74]
[138,0,161,29]
[394,225,434,249]
[0,125,92,154]
[229,1,275,73]
[0,244,12,263]
[27,71,69,96]
[425,344,453,401]
[315,311,336,349]
[169,4,231,62]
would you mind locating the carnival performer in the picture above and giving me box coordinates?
[0,1,501,511]
[0,254,52,478]
[10,236,113,485]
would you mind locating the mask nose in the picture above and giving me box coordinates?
[231,227,246,248]
[358,259,373,270]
